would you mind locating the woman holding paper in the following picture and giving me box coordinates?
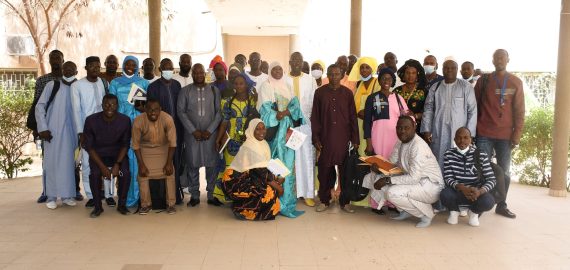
[258,62,305,218]
[109,55,149,208]
[221,119,283,220]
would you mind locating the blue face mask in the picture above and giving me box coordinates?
[360,74,372,82]
[162,70,174,80]
[63,76,76,82]
[423,65,436,75]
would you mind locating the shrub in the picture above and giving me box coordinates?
[512,107,568,190]
[0,89,34,178]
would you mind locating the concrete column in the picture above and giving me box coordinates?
[148,0,161,75]
[222,33,229,60]
[289,34,299,56]
[350,0,362,57]
[550,0,570,197]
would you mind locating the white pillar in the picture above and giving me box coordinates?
[550,0,570,197]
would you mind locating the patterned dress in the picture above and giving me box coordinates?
[394,85,426,134]
[221,168,280,220]
[213,96,257,203]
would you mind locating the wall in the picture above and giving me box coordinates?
[0,0,224,76]
[225,35,290,70]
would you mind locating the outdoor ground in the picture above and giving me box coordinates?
[0,176,568,270]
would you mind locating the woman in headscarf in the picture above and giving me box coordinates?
[213,73,258,203]
[349,57,380,156]
[109,55,149,208]
[258,61,305,218]
[209,56,233,99]
[220,119,283,220]
[394,59,427,135]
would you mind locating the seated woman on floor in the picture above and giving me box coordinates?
[221,118,284,220]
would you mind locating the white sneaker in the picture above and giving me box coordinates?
[391,211,412,221]
[468,210,480,227]
[183,187,190,194]
[459,207,468,217]
[46,201,57,209]
[416,215,432,228]
[63,199,76,206]
[447,211,459,225]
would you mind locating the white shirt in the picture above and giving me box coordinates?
[246,71,269,89]
[70,77,106,133]
[285,73,317,121]
[146,76,159,84]
[173,73,193,88]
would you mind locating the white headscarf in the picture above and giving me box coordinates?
[257,61,294,110]
[229,119,272,172]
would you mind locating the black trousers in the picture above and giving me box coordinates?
[89,157,131,211]
[440,187,495,214]
[317,165,349,207]
[174,144,184,203]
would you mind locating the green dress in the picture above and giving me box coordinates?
[260,95,305,218]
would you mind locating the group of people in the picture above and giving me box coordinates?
[30,48,524,227]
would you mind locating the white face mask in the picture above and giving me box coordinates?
[63,76,76,82]
[311,69,323,79]
[423,65,436,75]
[472,75,480,81]
[162,70,174,80]
[124,73,134,79]
[456,145,470,155]
[464,75,473,81]
[360,74,372,82]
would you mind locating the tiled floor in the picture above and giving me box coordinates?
[0,176,569,270]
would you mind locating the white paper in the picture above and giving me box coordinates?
[285,128,307,150]
[267,159,290,177]
[127,83,147,105]
[218,131,231,154]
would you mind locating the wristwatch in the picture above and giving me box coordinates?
[384,177,392,185]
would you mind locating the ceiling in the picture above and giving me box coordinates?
[204,0,309,36]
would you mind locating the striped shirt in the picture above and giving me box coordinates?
[443,146,496,192]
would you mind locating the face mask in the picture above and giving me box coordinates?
[423,65,436,75]
[472,75,480,81]
[311,70,323,79]
[124,73,134,79]
[360,74,372,82]
[464,76,473,81]
[162,70,174,80]
[456,145,470,155]
[63,76,75,82]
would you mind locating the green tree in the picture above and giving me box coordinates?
[513,107,562,188]
[0,89,34,178]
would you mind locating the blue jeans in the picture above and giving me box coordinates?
[476,136,511,208]
[440,187,495,214]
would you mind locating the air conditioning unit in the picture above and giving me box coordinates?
[6,35,35,56]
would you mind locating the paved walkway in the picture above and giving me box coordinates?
[0,176,568,270]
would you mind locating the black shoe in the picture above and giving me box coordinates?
[85,199,95,208]
[74,194,84,201]
[90,208,103,218]
[175,199,184,205]
[372,208,386,215]
[139,207,151,215]
[106,197,117,207]
[187,198,200,207]
[495,206,516,219]
[117,206,130,215]
[37,195,47,203]
[207,198,223,206]
[387,206,400,214]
